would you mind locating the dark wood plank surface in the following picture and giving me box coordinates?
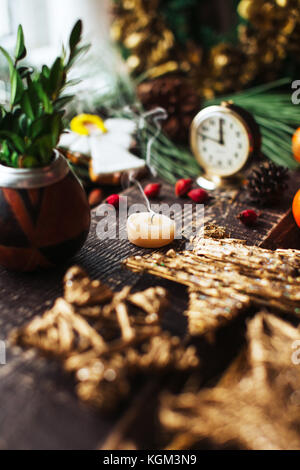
[1,169,300,450]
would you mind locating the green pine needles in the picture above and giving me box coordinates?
[0,21,89,169]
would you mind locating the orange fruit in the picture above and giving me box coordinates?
[292,127,300,163]
[292,189,300,228]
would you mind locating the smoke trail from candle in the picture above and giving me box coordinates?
[139,107,168,177]
[128,172,154,216]
[121,107,168,223]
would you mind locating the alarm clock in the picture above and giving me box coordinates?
[190,101,261,189]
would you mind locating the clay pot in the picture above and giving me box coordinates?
[0,151,91,271]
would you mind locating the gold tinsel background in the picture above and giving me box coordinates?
[111,0,300,99]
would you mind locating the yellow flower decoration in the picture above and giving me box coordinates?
[70,114,107,136]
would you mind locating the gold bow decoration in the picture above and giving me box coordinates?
[111,0,202,80]
[112,0,300,98]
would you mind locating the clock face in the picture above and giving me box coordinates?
[192,110,251,177]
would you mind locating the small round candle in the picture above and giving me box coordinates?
[127,212,175,248]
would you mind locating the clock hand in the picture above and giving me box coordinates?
[219,118,225,145]
[197,133,222,144]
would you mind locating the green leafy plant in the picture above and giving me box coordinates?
[0,20,89,168]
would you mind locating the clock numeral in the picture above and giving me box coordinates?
[234,152,239,158]
[236,131,240,137]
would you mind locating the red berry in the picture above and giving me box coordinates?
[106,194,121,208]
[175,178,193,197]
[188,188,208,203]
[144,183,161,198]
[88,188,103,208]
[237,209,259,226]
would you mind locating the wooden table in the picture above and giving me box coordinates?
[0,171,299,450]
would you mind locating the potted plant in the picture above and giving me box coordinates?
[0,21,91,271]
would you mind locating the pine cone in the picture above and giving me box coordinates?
[138,76,201,144]
[246,161,289,205]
